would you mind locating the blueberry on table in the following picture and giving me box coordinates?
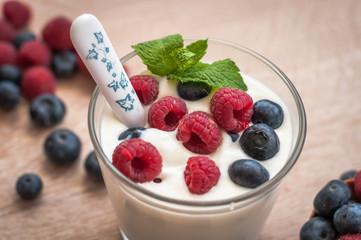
[44,129,81,165]
[51,50,78,78]
[313,179,352,218]
[118,127,146,140]
[0,80,21,111]
[12,31,36,48]
[239,123,280,160]
[30,94,66,127]
[84,151,103,182]
[299,217,337,240]
[333,203,361,235]
[176,81,212,101]
[339,169,357,181]
[0,64,22,84]
[16,173,43,200]
[228,159,269,188]
[251,99,284,129]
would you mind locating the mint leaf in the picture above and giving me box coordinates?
[170,39,207,73]
[167,59,247,91]
[131,34,183,76]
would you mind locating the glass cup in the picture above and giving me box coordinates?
[88,38,307,240]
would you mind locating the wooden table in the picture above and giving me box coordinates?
[1,0,360,239]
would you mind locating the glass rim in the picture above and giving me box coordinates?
[88,37,307,207]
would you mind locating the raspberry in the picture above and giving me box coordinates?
[18,40,52,68]
[3,0,31,29]
[21,66,56,100]
[0,41,17,65]
[210,87,253,133]
[42,16,73,51]
[130,75,159,105]
[355,170,361,200]
[112,138,162,183]
[176,111,221,154]
[338,234,361,240]
[0,19,16,42]
[184,156,220,194]
[148,96,187,131]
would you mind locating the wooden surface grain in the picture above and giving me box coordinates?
[0,0,360,239]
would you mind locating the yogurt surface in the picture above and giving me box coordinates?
[100,71,292,201]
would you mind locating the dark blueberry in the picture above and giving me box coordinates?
[239,123,280,160]
[176,81,212,101]
[0,81,21,111]
[228,159,269,188]
[227,132,239,142]
[313,179,352,218]
[0,64,22,84]
[84,151,103,182]
[12,31,36,48]
[299,217,337,240]
[16,173,43,200]
[30,94,66,127]
[340,169,357,181]
[118,127,146,140]
[333,203,361,234]
[44,129,81,165]
[51,51,78,78]
[251,99,284,129]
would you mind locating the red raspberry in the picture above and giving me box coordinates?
[3,0,31,29]
[18,40,52,68]
[112,138,162,183]
[210,87,253,133]
[130,75,159,105]
[177,111,221,154]
[338,234,361,240]
[0,19,16,42]
[42,16,73,51]
[21,66,56,100]
[148,96,187,131]
[355,170,361,200]
[184,156,220,194]
[0,41,17,65]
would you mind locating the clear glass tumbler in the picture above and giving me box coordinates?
[88,38,307,240]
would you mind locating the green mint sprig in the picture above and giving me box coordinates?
[131,34,247,91]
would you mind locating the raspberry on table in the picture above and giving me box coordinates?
[176,111,221,154]
[112,138,162,183]
[210,87,253,133]
[18,40,52,68]
[3,0,31,29]
[148,96,187,131]
[42,16,73,51]
[0,41,17,65]
[0,19,16,42]
[184,156,220,194]
[21,66,56,100]
[129,75,159,105]
[354,170,361,200]
[338,234,361,240]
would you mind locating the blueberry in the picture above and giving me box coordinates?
[299,217,337,240]
[0,64,22,84]
[313,179,352,218]
[30,94,66,127]
[44,129,81,165]
[51,51,78,78]
[118,127,146,140]
[227,132,239,142]
[228,159,269,188]
[12,31,36,48]
[251,99,284,129]
[239,123,280,160]
[84,151,103,182]
[16,173,43,200]
[333,203,361,234]
[340,170,357,181]
[176,81,212,101]
[0,81,21,111]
